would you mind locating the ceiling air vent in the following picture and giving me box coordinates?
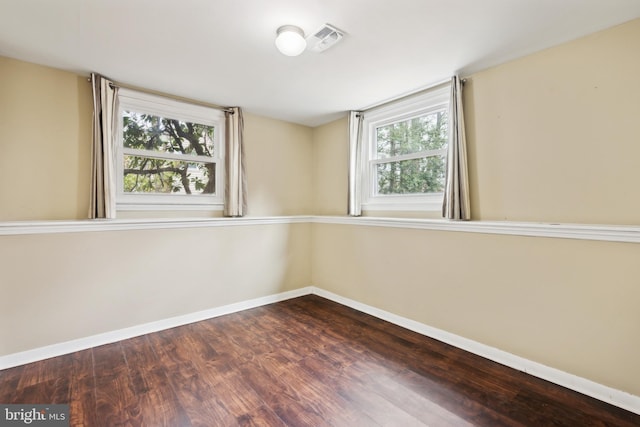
[308,24,344,53]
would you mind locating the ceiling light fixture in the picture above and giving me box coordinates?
[275,25,307,56]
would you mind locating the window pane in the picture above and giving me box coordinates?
[377,156,445,194]
[376,110,448,158]
[123,111,215,157]
[123,156,216,195]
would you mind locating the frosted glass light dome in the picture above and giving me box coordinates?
[275,25,306,56]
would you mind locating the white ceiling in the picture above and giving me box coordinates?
[1,0,639,127]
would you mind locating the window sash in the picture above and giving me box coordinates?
[361,84,450,211]
[371,154,446,194]
[373,107,448,160]
[116,88,225,209]
[122,147,216,164]
[370,148,447,165]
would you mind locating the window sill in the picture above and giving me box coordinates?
[362,203,442,212]
[117,202,224,211]
[362,196,443,212]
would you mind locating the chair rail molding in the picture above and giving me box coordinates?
[0,215,639,243]
[311,216,640,244]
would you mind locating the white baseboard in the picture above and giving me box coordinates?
[0,287,312,370]
[2,285,638,416]
[310,286,640,416]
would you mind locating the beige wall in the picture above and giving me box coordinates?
[0,57,92,220]
[311,19,640,224]
[0,223,310,355]
[244,113,313,216]
[465,19,640,224]
[310,19,640,397]
[0,57,314,220]
[311,116,348,215]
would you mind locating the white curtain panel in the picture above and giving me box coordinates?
[348,111,364,216]
[89,73,118,219]
[442,76,471,220]
[224,107,247,217]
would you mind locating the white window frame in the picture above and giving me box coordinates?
[361,84,450,212]
[116,88,225,211]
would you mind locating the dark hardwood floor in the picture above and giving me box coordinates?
[1,295,638,426]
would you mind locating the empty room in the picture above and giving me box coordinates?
[1,1,640,425]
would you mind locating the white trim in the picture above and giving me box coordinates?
[0,287,312,370]
[0,216,312,235]
[310,287,640,415]
[1,215,639,243]
[118,88,223,127]
[360,78,453,113]
[312,216,640,244]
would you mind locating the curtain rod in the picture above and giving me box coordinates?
[88,76,234,113]
[356,76,466,116]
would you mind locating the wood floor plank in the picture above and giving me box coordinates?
[165,361,235,426]
[0,365,23,402]
[67,350,96,427]
[133,365,193,427]
[237,353,331,426]
[1,295,639,426]
[16,353,74,390]
[276,356,382,426]
[68,376,97,427]
[9,377,70,404]
[92,342,142,426]
[235,404,288,427]
[300,347,462,427]
[298,350,424,426]
[119,335,194,426]
[198,369,286,426]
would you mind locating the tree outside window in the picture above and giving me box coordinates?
[122,112,216,195]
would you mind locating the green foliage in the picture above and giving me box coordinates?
[376,110,448,194]
[122,112,216,194]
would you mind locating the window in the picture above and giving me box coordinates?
[116,89,225,210]
[361,84,450,211]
